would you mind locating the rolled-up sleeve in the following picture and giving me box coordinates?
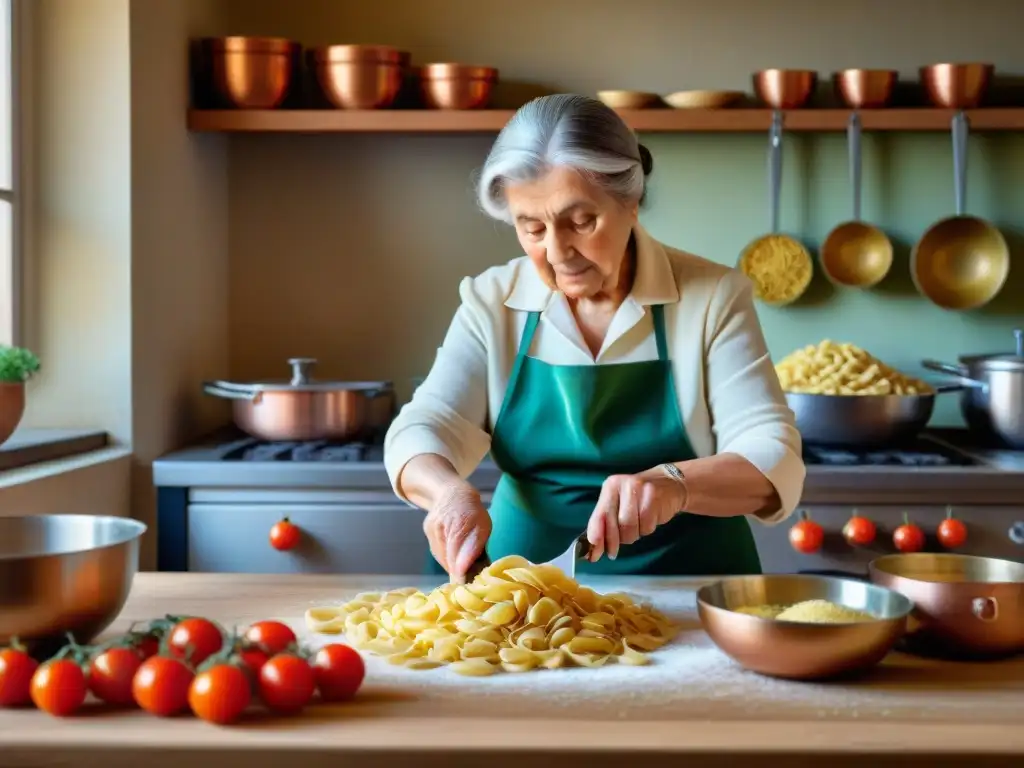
[704,271,805,524]
[384,276,494,503]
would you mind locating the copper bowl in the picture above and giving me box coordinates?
[697,574,912,680]
[752,69,817,109]
[420,63,498,110]
[920,62,994,109]
[0,382,25,445]
[833,69,897,109]
[312,45,406,110]
[870,553,1024,659]
[207,36,297,109]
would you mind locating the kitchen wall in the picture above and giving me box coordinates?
[222,0,1024,426]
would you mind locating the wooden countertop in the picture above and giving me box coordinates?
[3,573,1024,768]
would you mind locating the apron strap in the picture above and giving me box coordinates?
[495,311,541,423]
[652,304,670,362]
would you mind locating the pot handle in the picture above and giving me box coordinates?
[202,381,263,403]
[921,359,987,389]
[972,596,999,623]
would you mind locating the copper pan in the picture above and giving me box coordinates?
[870,553,1024,659]
[911,112,1009,310]
[697,574,912,680]
[738,111,813,306]
[820,112,893,288]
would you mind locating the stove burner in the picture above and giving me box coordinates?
[221,437,383,462]
[803,440,977,467]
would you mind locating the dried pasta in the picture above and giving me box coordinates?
[739,234,813,304]
[304,555,678,675]
[775,340,933,396]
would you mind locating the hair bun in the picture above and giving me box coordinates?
[638,143,654,176]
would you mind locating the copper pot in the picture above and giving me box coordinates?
[420,63,498,110]
[920,62,994,109]
[752,69,817,109]
[869,553,1024,659]
[312,45,405,109]
[833,68,897,109]
[203,358,394,442]
[206,36,297,109]
[0,382,24,446]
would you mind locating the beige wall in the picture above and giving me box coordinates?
[221,0,1024,423]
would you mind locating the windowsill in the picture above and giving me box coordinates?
[0,428,130,488]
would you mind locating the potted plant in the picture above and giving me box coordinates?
[0,345,41,446]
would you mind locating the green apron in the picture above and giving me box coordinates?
[426,303,761,577]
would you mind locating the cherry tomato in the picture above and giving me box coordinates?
[842,513,877,547]
[167,618,224,666]
[269,518,300,551]
[89,647,143,705]
[0,647,39,707]
[132,655,194,717]
[259,653,315,714]
[788,510,824,554]
[31,660,87,717]
[937,510,968,550]
[189,663,251,725]
[245,621,297,656]
[893,513,926,553]
[239,648,269,677]
[312,643,365,702]
[134,635,161,660]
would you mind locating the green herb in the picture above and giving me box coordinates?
[0,345,40,383]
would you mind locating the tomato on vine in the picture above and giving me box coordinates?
[133,655,194,716]
[189,663,251,725]
[167,617,225,666]
[245,621,297,656]
[31,659,87,717]
[89,646,143,705]
[0,642,38,707]
[258,653,315,714]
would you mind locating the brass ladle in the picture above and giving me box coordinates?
[820,112,893,288]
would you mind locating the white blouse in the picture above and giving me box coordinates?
[384,224,806,525]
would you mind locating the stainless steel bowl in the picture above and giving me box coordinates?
[0,514,146,653]
[870,553,1024,659]
[697,574,912,680]
[785,387,961,447]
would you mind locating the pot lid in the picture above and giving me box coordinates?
[213,358,394,393]
[961,329,1024,372]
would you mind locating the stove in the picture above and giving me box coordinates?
[802,438,980,468]
[223,438,384,463]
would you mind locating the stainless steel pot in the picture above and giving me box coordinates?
[921,328,1024,449]
[786,384,963,447]
[203,357,394,442]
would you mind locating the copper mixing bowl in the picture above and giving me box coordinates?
[752,69,817,109]
[920,62,994,108]
[207,36,297,109]
[910,215,1009,310]
[420,63,498,110]
[697,574,912,680]
[870,553,1024,659]
[833,68,897,109]
[312,45,406,109]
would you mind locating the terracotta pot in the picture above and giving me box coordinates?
[0,382,25,445]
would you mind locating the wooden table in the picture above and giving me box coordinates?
[2,573,1024,768]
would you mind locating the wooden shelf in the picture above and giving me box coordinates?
[187,107,1024,134]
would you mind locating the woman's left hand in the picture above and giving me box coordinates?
[586,470,687,561]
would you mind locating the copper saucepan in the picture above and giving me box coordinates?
[203,358,395,442]
[820,70,896,288]
[869,552,1024,659]
[911,112,1009,310]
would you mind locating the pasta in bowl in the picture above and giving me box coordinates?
[773,341,954,447]
[305,555,678,676]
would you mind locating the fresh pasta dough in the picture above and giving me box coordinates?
[304,555,678,675]
[775,340,933,396]
[739,234,813,304]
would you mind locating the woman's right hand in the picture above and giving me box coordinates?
[423,481,492,580]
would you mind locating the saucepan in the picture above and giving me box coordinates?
[869,553,1024,659]
[203,357,395,442]
[922,329,1024,449]
[0,514,146,656]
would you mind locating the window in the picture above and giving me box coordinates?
[0,0,15,345]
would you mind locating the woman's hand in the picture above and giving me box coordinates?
[586,471,687,561]
[423,481,493,580]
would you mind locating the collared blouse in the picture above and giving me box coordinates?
[384,224,805,524]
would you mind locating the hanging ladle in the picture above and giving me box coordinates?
[820,111,893,288]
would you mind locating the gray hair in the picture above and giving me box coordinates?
[476,94,654,223]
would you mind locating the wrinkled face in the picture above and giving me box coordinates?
[504,166,639,300]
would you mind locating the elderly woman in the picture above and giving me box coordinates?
[384,94,805,580]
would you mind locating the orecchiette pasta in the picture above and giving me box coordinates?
[304,555,678,676]
[775,340,933,396]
